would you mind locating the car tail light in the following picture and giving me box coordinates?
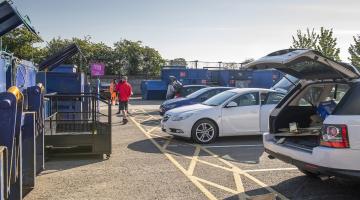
[320,124,349,148]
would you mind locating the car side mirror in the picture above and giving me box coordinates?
[226,101,238,108]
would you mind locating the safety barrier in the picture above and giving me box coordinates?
[44,93,112,158]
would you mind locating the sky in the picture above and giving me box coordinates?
[12,0,360,63]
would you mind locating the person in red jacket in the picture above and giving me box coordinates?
[115,76,132,124]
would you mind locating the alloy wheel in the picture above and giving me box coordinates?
[195,123,215,143]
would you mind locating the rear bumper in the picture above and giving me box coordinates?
[265,148,360,179]
[263,132,360,179]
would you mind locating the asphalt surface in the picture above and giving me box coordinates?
[25,98,360,200]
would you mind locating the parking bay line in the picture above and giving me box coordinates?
[187,145,201,175]
[131,109,289,200]
[131,117,250,199]
[147,132,295,172]
[129,116,218,200]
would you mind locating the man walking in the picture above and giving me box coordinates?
[116,76,132,124]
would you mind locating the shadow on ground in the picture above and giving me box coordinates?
[42,155,105,176]
[225,175,360,200]
[127,136,264,164]
[130,98,163,106]
[140,119,161,127]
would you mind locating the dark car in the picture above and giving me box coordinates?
[159,87,234,115]
[175,85,208,98]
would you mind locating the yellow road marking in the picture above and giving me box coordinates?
[131,108,290,200]
[147,126,160,134]
[164,149,234,172]
[138,115,154,122]
[188,145,201,175]
[162,138,172,149]
[129,116,217,200]
[164,148,230,169]
[233,168,246,200]
[201,147,289,200]
[193,176,245,196]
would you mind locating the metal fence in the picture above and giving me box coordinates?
[164,60,247,69]
[44,93,112,157]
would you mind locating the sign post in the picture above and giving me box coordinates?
[90,63,105,114]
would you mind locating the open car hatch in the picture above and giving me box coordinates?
[245,49,360,80]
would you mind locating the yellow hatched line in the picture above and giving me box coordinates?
[132,108,290,200]
[201,147,289,200]
[147,126,160,134]
[233,168,246,200]
[129,116,217,200]
[193,176,244,196]
[163,149,234,172]
[162,138,172,150]
[138,115,154,122]
[187,145,201,175]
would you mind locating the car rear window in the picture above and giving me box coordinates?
[333,83,360,115]
[297,84,349,107]
[287,58,338,80]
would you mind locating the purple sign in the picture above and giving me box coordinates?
[91,63,105,76]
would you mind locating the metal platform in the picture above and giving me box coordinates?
[44,93,112,157]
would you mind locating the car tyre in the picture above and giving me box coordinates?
[191,119,218,144]
[298,167,319,178]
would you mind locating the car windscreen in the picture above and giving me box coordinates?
[202,91,237,106]
[186,88,211,98]
[181,86,204,96]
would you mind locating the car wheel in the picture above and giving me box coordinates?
[191,119,218,144]
[298,167,319,178]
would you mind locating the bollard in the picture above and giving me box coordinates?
[0,86,24,200]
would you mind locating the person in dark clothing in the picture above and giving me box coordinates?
[166,76,182,99]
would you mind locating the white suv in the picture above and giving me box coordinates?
[246,49,360,179]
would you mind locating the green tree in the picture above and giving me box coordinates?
[291,27,341,61]
[169,58,187,66]
[348,35,360,68]
[1,27,165,75]
[142,46,164,77]
[1,26,44,63]
[113,39,164,76]
[315,27,340,61]
[43,36,115,73]
[291,28,318,49]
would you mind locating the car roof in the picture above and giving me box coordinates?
[228,88,276,94]
[207,86,234,90]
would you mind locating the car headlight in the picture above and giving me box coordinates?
[171,112,194,121]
